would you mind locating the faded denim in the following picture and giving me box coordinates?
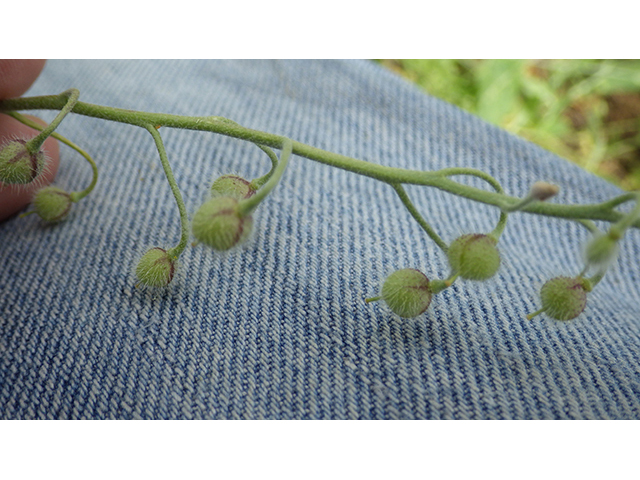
[1,60,639,419]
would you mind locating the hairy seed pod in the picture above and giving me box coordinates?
[381,268,433,318]
[136,248,176,287]
[447,234,500,281]
[32,186,72,223]
[192,196,253,251]
[0,139,47,184]
[210,174,255,200]
[539,276,588,321]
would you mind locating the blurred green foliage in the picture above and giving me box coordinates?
[378,60,640,190]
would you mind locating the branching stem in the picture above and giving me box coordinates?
[8,111,98,201]
[24,89,79,155]
[436,168,508,238]
[239,138,292,216]
[2,94,638,229]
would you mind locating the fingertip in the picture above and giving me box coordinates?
[0,60,46,99]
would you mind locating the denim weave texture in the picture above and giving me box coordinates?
[1,60,639,419]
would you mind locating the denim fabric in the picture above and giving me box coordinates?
[1,60,639,419]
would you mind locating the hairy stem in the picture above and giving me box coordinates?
[437,168,508,238]
[24,89,79,154]
[239,138,292,215]
[144,125,189,258]
[390,183,448,252]
[8,111,98,201]
[250,144,279,190]
[2,95,639,229]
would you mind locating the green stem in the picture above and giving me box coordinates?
[239,138,292,215]
[390,183,448,253]
[144,125,189,257]
[445,272,459,286]
[600,192,637,211]
[613,192,640,232]
[437,167,504,193]
[2,94,639,229]
[204,116,279,190]
[8,111,98,201]
[526,308,545,320]
[438,168,508,238]
[24,89,79,154]
[576,196,640,284]
[250,144,279,190]
[502,196,535,213]
[577,219,599,234]
[501,181,559,214]
[585,270,606,288]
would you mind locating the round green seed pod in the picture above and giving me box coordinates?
[539,276,588,321]
[32,186,72,223]
[381,268,433,318]
[210,174,255,200]
[0,139,47,184]
[192,196,253,251]
[136,248,176,287]
[447,234,500,281]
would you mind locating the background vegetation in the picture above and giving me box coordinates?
[377,60,640,191]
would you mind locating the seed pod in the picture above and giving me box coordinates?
[0,139,47,185]
[539,276,588,321]
[192,196,253,251]
[447,234,500,281]
[210,174,255,200]
[381,268,433,318]
[136,248,176,287]
[32,186,72,223]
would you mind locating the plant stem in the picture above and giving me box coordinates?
[2,94,639,229]
[437,168,508,238]
[204,116,279,190]
[585,270,606,288]
[390,183,448,252]
[239,138,292,215]
[577,219,599,234]
[614,192,640,231]
[24,89,79,154]
[250,144,279,190]
[144,125,189,258]
[8,111,98,201]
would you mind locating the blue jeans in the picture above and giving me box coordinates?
[1,60,639,419]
